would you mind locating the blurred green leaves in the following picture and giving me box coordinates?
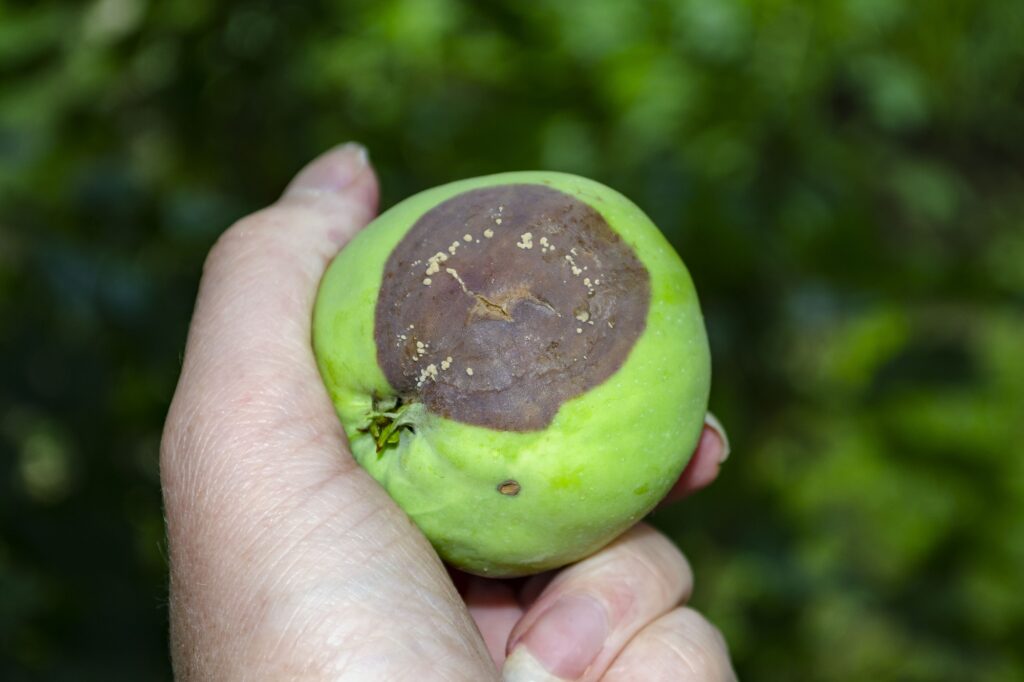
[2,0,1023,679]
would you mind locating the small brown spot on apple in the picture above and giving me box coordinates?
[498,480,521,496]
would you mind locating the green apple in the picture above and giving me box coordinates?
[313,172,710,577]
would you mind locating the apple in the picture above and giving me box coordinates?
[313,172,710,577]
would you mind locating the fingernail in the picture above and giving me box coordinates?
[503,594,607,681]
[704,411,730,463]
[286,142,369,195]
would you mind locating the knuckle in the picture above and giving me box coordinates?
[551,526,693,626]
[627,546,689,605]
[203,206,288,275]
[670,607,735,681]
[613,525,693,601]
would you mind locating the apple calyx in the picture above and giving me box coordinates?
[360,395,420,454]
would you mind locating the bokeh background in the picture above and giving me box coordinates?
[2,0,1023,679]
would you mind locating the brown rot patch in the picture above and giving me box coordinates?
[375,184,650,431]
[498,480,521,496]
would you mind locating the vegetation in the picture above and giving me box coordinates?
[2,0,1022,678]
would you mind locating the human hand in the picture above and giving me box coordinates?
[161,144,737,680]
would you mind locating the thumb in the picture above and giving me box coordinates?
[164,142,379,530]
[161,145,491,679]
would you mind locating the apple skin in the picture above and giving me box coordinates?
[313,171,710,577]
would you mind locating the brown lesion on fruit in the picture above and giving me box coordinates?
[498,480,521,496]
[375,184,650,431]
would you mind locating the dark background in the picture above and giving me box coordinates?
[2,1,1023,679]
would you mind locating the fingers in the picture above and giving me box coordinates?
[459,568,556,668]
[659,412,730,506]
[502,524,692,682]
[464,578,525,668]
[602,608,737,682]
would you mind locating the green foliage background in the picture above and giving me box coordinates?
[2,0,1022,679]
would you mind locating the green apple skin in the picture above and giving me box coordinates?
[313,171,710,577]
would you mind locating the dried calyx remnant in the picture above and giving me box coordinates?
[374,183,651,433]
[361,395,417,453]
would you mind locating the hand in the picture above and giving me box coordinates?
[161,144,737,681]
